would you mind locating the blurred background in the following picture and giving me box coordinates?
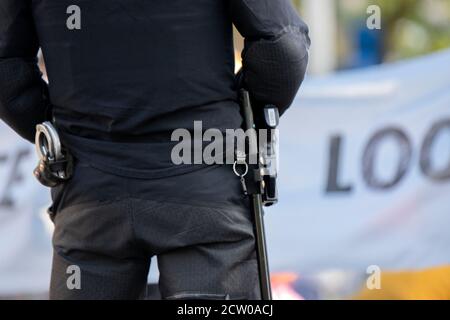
[235,0,450,74]
[263,0,450,300]
[1,0,450,300]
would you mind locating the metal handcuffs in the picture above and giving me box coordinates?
[33,122,73,187]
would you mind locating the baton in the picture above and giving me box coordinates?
[240,90,274,300]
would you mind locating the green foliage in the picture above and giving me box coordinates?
[373,0,450,59]
[292,0,450,62]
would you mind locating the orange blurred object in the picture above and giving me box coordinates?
[271,272,304,300]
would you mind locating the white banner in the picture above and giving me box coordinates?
[0,50,449,296]
[267,49,450,276]
[0,127,52,295]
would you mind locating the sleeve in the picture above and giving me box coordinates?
[0,0,52,143]
[230,0,311,115]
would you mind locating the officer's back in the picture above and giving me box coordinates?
[32,0,238,178]
[1,0,309,178]
[0,0,310,300]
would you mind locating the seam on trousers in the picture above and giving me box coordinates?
[128,199,141,250]
[52,245,145,276]
[53,196,128,213]
[165,292,233,300]
[127,196,248,213]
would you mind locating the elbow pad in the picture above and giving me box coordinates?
[0,58,51,142]
[242,29,310,115]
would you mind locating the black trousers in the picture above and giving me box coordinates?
[48,161,260,300]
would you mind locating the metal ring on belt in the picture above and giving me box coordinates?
[35,121,63,162]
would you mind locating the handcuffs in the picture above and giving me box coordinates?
[34,122,73,187]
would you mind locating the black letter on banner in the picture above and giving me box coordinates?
[0,149,30,208]
[420,119,450,181]
[0,154,8,208]
[362,128,412,190]
[326,135,353,193]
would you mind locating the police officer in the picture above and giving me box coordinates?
[0,0,310,299]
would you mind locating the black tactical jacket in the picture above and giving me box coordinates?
[0,0,310,178]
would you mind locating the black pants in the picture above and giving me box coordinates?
[49,162,260,300]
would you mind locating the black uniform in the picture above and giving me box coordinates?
[0,0,309,299]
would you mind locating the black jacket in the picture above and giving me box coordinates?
[0,0,310,178]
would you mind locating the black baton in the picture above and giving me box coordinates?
[240,89,277,300]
